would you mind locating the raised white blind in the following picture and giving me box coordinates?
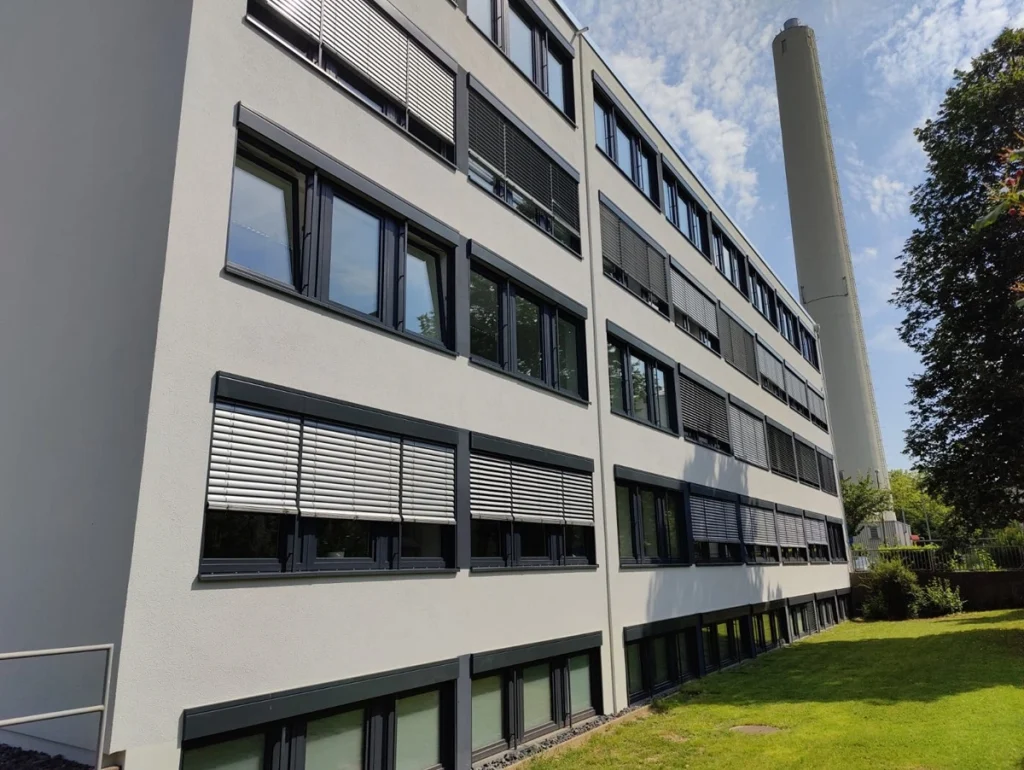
[670,270,718,336]
[777,512,806,547]
[785,368,808,407]
[757,343,786,392]
[563,471,596,527]
[739,504,777,546]
[406,44,455,143]
[265,0,322,39]
[469,454,513,520]
[512,462,564,524]
[300,420,402,521]
[690,496,740,543]
[729,404,769,469]
[469,452,595,526]
[207,403,301,513]
[804,516,829,545]
[400,440,456,524]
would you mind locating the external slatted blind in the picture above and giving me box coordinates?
[690,496,740,543]
[680,375,730,447]
[207,403,301,513]
[785,369,808,407]
[757,343,785,389]
[468,91,580,232]
[469,453,595,526]
[469,454,513,520]
[729,405,769,469]
[670,270,718,335]
[739,504,777,546]
[795,441,820,487]
[818,453,838,495]
[804,517,829,545]
[262,0,455,141]
[776,512,806,547]
[719,309,757,380]
[808,390,828,426]
[599,203,667,304]
[300,420,402,521]
[512,462,564,524]
[400,440,456,524]
[767,424,798,478]
[563,471,596,527]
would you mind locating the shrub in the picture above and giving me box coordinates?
[950,549,998,572]
[862,559,921,620]
[913,578,966,618]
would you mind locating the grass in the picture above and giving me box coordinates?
[525,610,1024,770]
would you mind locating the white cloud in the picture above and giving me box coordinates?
[853,246,879,265]
[867,174,909,220]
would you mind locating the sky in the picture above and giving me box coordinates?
[561,0,1024,468]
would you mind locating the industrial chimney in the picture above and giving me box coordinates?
[772,20,895,518]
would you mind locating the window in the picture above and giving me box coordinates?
[200,392,457,576]
[690,494,742,564]
[469,452,596,568]
[669,269,720,354]
[469,263,587,398]
[756,342,788,403]
[663,169,710,255]
[607,337,676,431]
[702,620,739,672]
[799,325,820,369]
[468,89,580,252]
[226,139,454,348]
[246,0,455,161]
[593,88,659,206]
[679,373,730,453]
[767,423,798,479]
[182,682,454,770]
[790,602,817,638]
[838,594,851,621]
[795,440,821,487]
[467,0,575,118]
[711,231,748,295]
[739,504,779,563]
[827,520,848,561]
[729,404,769,469]
[805,516,830,562]
[753,611,782,653]
[818,598,837,628]
[779,304,799,349]
[471,650,598,760]
[777,511,808,563]
[808,388,828,431]
[614,482,686,565]
[600,200,670,315]
[749,268,778,327]
[786,368,811,420]
[718,308,758,381]
[624,628,698,703]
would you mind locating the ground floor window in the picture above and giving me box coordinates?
[753,610,785,653]
[817,598,837,628]
[838,594,850,621]
[702,619,744,673]
[624,628,699,704]
[789,602,818,639]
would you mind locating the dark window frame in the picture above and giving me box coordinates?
[808,543,831,563]
[711,230,748,296]
[607,336,677,433]
[678,371,732,454]
[748,267,779,328]
[701,620,740,672]
[662,165,710,257]
[593,91,660,208]
[781,545,809,564]
[827,520,848,562]
[744,543,781,564]
[614,482,688,566]
[470,520,596,569]
[799,325,820,370]
[779,303,800,350]
[624,628,698,704]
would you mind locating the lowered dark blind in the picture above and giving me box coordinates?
[739,504,777,546]
[808,389,828,429]
[767,424,797,478]
[818,452,838,495]
[729,404,768,469]
[691,495,740,543]
[776,512,806,547]
[680,375,730,448]
[599,203,668,304]
[795,440,820,487]
[719,309,757,380]
[468,90,580,233]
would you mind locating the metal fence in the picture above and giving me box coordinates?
[0,644,113,770]
[852,545,1024,573]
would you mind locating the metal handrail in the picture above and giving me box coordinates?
[0,643,114,770]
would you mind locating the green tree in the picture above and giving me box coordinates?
[840,474,892,537]
[889,469,951,537]
[894,28,1024,532]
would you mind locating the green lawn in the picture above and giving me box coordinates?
[526,610,1024,770]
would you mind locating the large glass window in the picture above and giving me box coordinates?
[568,655,592,715]
[547,51,566,112]
[594,93,659,205]
[515,293,543,380]
[608,336,675,431]
[467,0,493,37]
[395,690,441,770]
[470,270,501,364]
[615,481,686,565]
[305,710,364,770]
[183,734,265,770]
[625,628,698,704]
[615,121,633,178]
[508,6,535,78]
[329,197,382,316]
[227,155,300,286]
[472,676,505,752]
[316,519,374,560]
[405,244,443,341]
[202,511,282,561]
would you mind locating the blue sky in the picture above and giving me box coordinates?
[562,0,1024,468]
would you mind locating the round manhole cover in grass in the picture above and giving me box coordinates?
[729,725,781,734]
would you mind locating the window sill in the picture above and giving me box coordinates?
[223,264,458,359]
[610,408,678,438]
[468,355,589,405]
[595,145,662,214]
[770,469,799,482]
[809,559,832,565]
[717,270,752,305]
[831,558,850,565]
[244,16,457,173]
[781,561,809,566]
[470,564,598,574]
[603,271,670,319]
[465,17,577,130]
[693,560,745,567]
[618,561,690,570]
[197,567,459,583]
[466,175,582,260]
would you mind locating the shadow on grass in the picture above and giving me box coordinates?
[662,623,1024,708]
[950,609,1024,626]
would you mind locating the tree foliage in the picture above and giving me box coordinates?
[894,28,1024,532]
[889,469,950,536]
[840,474,892,536]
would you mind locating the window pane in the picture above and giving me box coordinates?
[691,205,704,248]
[395,690,441,770]
[305,709,364,770]
[615,122,633,178]
[470,270,500,364]
[638,150,651,197]
[625,642,644,695]
[227,157,296,285]
[630,354,649,420]
[569,655,592,715]
[202,510,281,560]
[664,494,681,560]
[717,624,731,663]
[514,294,543,379]
[329,197,381,315]
[472,676,504,751]
[640,490,658,559]
[472,519,506,559]
[316,519,373,559]
[594,102,609,152]
[608,341,624,411]
[677,632,692,676]
[651,636,671,687]
[547,51,565,111]
[401,523,444,559]
[508,7,534,79]
[556,316,580,394]
[702,626,716,669]
[616,484,634,561]
[654,368,669,428]
[518,522,550,559]
[467,0,493,38]
[405,244,443,341]
[565,526,591,560]
[522,664,552,731]
[182,734,264,770]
